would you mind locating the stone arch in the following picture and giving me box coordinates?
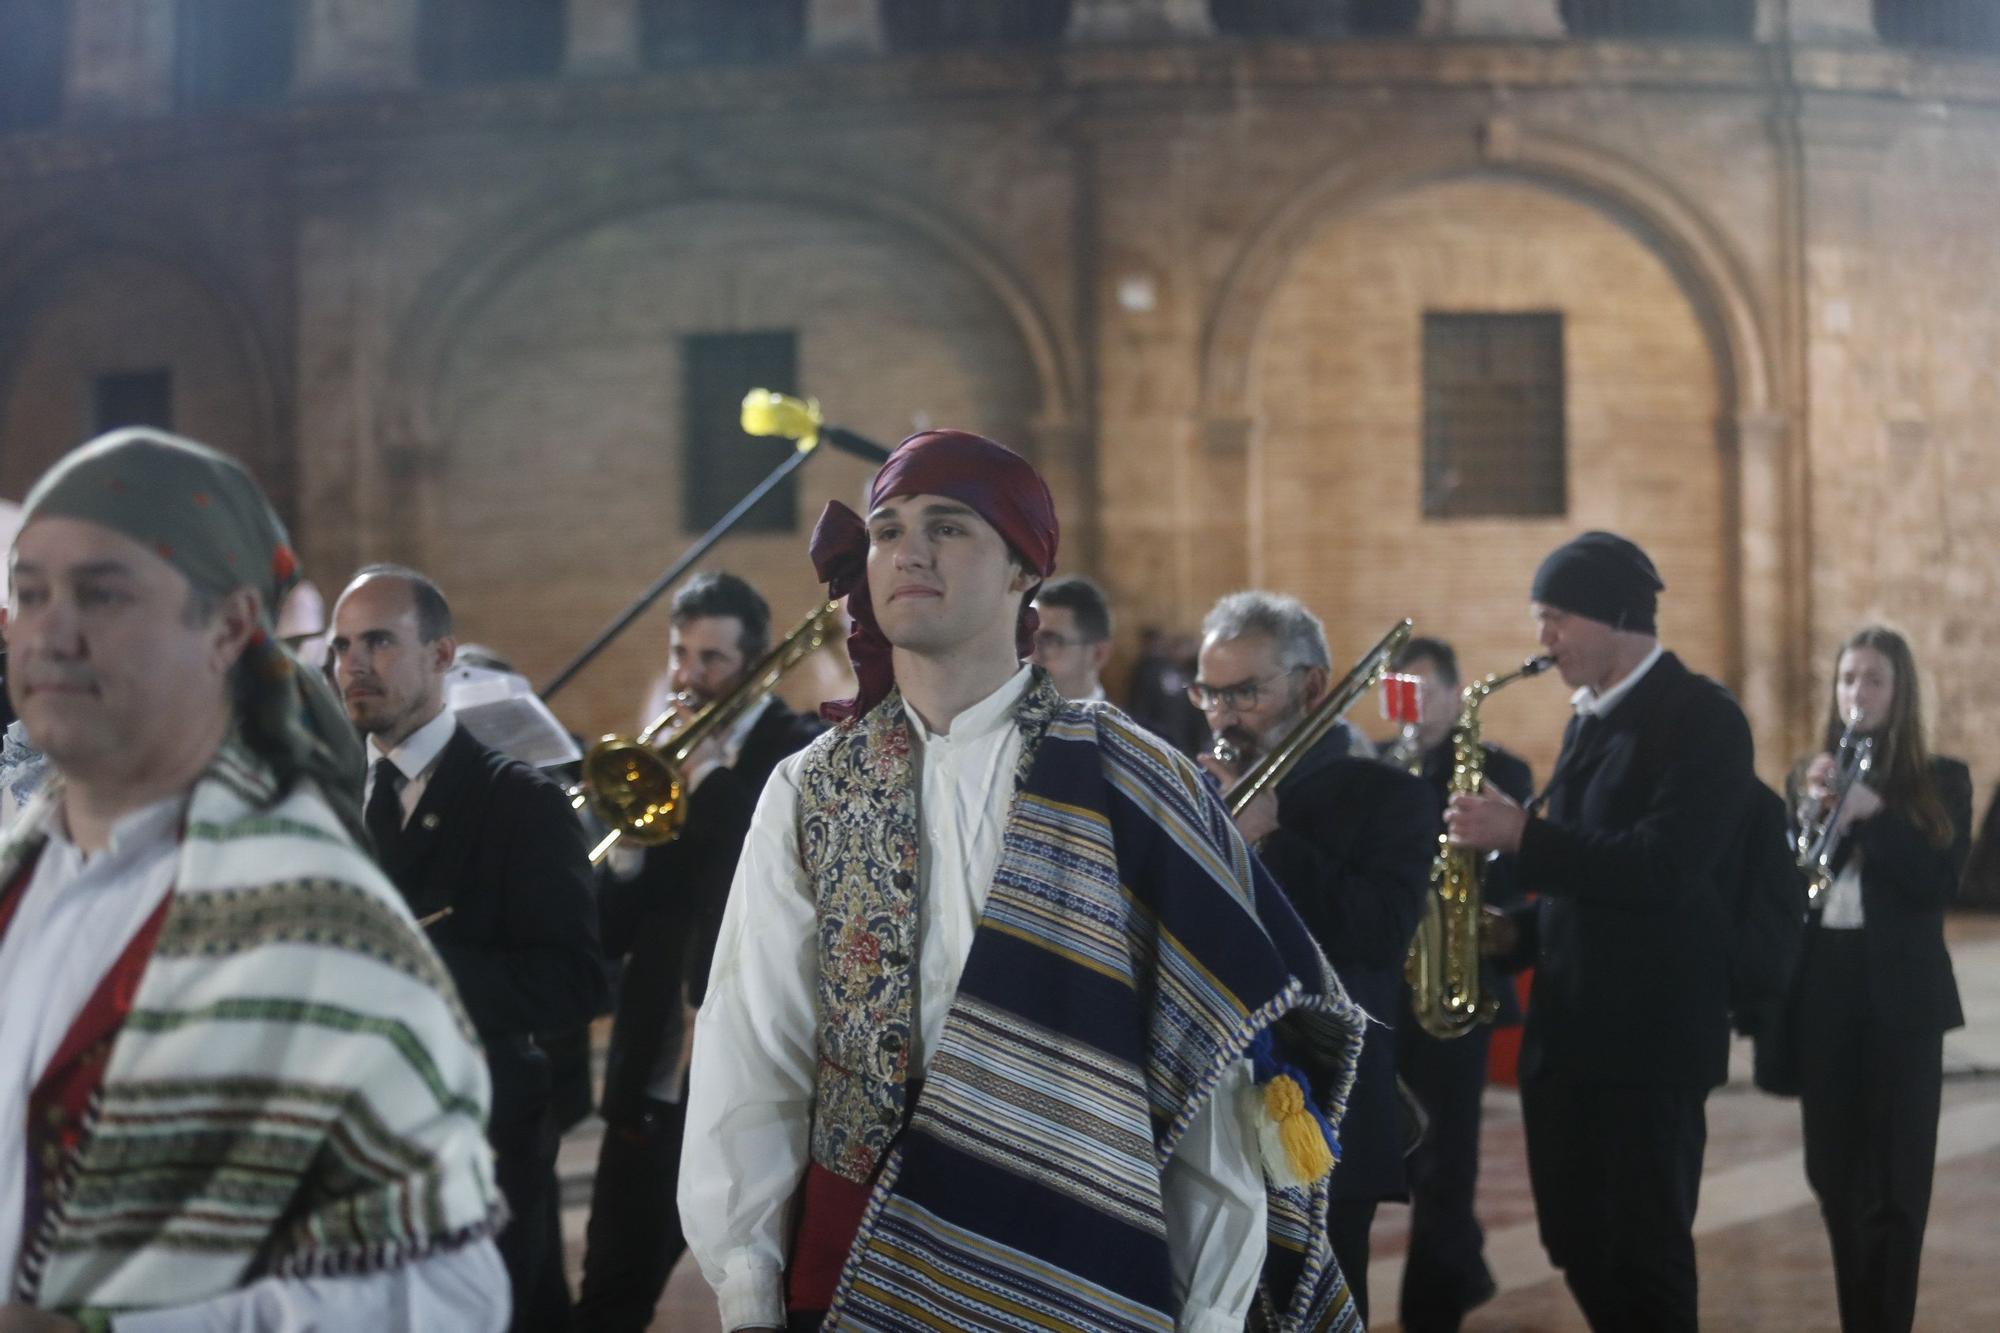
[387,167,1080,456]
[377,168,1081,741]
[1201,122,1774,421]
[0,209,288,504]
[1197,121,1798,768]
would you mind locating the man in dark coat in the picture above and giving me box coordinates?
[1388,636,1535,1333]
[1448,532,1755,1333]
[332,565,607,1332]
[1194,591,1436,1326]
[570,572,823,1333]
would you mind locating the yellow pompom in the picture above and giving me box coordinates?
[1261,1074,1334,1183]
[1262,1073,1305,1122]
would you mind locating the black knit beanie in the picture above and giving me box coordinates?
[1530,531,1664,634]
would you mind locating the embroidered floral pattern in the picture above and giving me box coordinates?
[798,676,1066,1183]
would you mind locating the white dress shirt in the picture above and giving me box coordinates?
[1569,641,1665,720]
[1819,855,1867,929]
[364,705,461,828]
[681,668,1265,1333]
[0,791,509,1331]
[602,695,774,886]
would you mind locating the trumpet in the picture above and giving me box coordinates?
[1221,620,1414,817]
[1405,654,1553,1039]
[1794,707,1875,905]
[571,600,841,863]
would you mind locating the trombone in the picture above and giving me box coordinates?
[1222,619,1415,817]
[570,600,842,864]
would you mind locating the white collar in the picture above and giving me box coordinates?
[721,693,774,758]
[1570,642,1665,719]
[902,665,1035,744]
[367,706,459,784]
[49,792,187,865]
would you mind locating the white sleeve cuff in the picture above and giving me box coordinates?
[717,1256,787,1331]
[1179,1305,1249,1333]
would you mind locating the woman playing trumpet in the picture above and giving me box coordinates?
[1785,625,1970,1333]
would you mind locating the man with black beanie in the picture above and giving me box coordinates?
[1447,531,1754,1333]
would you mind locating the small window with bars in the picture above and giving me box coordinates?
[175,0,298,109]
[92,369,174,434]
[682,332,799,533]
[1421,312,1566,520]
[0,0,68,133]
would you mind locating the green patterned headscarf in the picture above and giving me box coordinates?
[19,429,365,832]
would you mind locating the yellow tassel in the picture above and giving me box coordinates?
[1262,1075,1334,1183]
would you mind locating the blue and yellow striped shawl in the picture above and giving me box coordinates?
[815,678,1367,1333]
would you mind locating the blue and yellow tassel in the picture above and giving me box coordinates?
[1246,1030,1340,1189]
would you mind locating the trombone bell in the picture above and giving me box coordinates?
[577,738,687,849]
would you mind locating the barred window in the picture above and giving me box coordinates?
[1210,0,1419,37]
[1421,313,1566,520]
[882,0,1073,51]
[418,0,565,86]
[0,0,68,132]
[92,369,174,434]
[682,332,799,533]
[641,0,806,65]
[1874,0,2000,51]
[176,0,298,109]
[1558,0,1756,38]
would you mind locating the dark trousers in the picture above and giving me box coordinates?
[570,1098,689,1333]
[1797,929,1943,1333]
[1327,1198,1379,1327]
[1520,1077,1707,1333]
[494,1106,571,1333]
[1396,1019,1497,1333]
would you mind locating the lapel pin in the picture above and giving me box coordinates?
[420,813,441,831]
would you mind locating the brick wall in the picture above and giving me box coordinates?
[2,41,1998,814]
[1235,177,1728,785]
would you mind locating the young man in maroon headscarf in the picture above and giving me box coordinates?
[679,430,1369,1333]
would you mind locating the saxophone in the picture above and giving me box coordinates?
[1404,654,1553,1040]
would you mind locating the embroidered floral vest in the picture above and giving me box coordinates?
[796,674,1062,1183]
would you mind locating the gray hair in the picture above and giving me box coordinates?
[1201,591,1331,670]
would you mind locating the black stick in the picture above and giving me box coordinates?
[537,428,890,701]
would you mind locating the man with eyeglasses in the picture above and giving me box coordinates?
[1193,590,1436,1324]
[1027,575,1113,702]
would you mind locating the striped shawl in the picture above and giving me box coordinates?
[6,742,503,1318]
[810,679,1368,1333]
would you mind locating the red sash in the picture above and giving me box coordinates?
[3,855,173,1261]
[785,1162,874,1315]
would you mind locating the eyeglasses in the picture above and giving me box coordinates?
[1186,668,1301,713]
[1032,630,1097,654]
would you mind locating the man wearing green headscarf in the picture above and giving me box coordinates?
[0,430,508,1331]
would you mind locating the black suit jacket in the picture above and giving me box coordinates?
[376,722,607,1133]
[1415,739,1535,1026]
[597,698,823,1125]
[1503,652,1754,1090]
[1799,755,1971,1033]
[1256,726,1438,1202]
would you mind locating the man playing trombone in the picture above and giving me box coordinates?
[1193,592,1436,1324]
[681,430,1367,1333]
[572,572,822,1333]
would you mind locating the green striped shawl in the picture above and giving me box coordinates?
[5,742,503,1319]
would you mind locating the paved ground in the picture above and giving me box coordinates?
[562,913,2000,1331]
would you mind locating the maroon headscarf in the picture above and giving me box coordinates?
[809,429,1059,722]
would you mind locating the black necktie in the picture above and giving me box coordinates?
[365,758,405,856]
